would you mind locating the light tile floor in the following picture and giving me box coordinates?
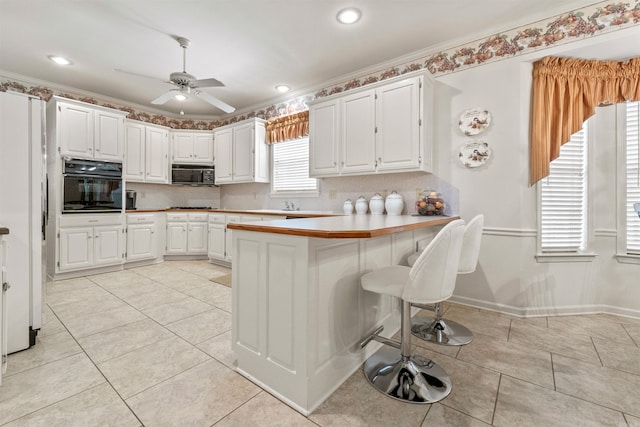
[1,260,639,426]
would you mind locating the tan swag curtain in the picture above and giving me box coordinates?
[530,56,640,185]
[265,111,309,144]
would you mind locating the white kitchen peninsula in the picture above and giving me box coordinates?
[228,214,458,415]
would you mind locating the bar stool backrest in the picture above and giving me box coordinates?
[404,219,465,305]
[458,214,484,274]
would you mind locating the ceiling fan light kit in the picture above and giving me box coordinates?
[133,36,235,114]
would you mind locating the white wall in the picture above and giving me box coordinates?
[433,30,640,317]
[126,182,220,210]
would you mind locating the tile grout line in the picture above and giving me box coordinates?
[491,373,503,426]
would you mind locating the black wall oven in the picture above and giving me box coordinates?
[62,158,123,213]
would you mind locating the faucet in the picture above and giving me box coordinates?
[284,201,299,211]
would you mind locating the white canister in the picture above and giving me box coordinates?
[343,199,354,214]
[385,190,404,215]
[355,196,368,215]
[369,193,385,215]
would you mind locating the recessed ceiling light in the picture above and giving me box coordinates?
[48,55,72,65]
[336,7,361,24]
[275,85,291,93]
[174,94,187,101]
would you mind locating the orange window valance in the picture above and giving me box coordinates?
[530,56,640,185]
[265,111,309,144]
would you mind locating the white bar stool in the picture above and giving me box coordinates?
[359,219,465,403]
[407,214,484,346]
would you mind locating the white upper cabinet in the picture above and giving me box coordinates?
[309,71,433,177]
[54,98,127,161]
[375,77,422,172]
[213,118,269,185]
[124,121,169,184]
[171,131,214,165]
[341,88,376,174]
[309,99,340,176]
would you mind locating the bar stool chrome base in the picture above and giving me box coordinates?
[363,346,452,403]
[411,316,473,346]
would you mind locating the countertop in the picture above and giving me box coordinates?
[0,227,8,235]
[227,214,459,238]
[126,209,337,218]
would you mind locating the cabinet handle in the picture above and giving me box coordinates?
[341,161,344,166]
[89,220,98,223]
[88,235,92,239]
[96,148,100,152]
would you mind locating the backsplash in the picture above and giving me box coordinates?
[126,182,221,210]
[220,172,460,217]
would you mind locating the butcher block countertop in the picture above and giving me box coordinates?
[227,214,459,239]
[0,227,9,235]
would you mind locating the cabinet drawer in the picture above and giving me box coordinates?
[166,213,188,222]
[209,213,226,224]
[188,213,208,222]
[127,213,155,224]
[59,214,123,228]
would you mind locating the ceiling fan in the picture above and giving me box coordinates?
[116,36,235,114]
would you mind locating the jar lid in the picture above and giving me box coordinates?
[345,199,352,202]
[371,193,383,200]
[386,190,402,200]
[357,195,367,201]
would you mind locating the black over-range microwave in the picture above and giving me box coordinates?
[171,164,216,186]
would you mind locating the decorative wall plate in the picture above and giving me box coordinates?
[459,108,491,136]
[459,140,491,168]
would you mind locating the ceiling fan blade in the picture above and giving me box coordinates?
[196,91,235,113]
[151,90,178,105]
[114,68,167,83]
[193,77,224,88]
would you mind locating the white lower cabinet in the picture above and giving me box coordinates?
[166,213,208,255]
[208,213,266,263]
[208,214,226,260]
[1,234,7,383]
[126,213,158,262]
[57,215,125,273]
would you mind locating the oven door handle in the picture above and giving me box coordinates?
[63,173,122,179]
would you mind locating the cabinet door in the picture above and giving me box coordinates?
[214,129,233,184]
[375,77,421,171]
[1,237,6,381]
[173,133,194,163]
[187,222,208,254]
[127,223,156,261]
[208,223,226,260]
[341,89,376,174]
[59,103,93,159]
[94,225,123,266]
[146,127,169,183]
[124,122,145,181]
[309,100,340,177]
[193,134,214,164]
[225,215,240,261]
[233,123,254,182]
[59,227,93,271]
[95,111,124,161]
[166,222,187,254]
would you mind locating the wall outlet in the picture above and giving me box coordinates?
[329,189,337,200]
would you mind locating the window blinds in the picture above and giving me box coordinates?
[272,137,318,193]
[540,125,588,252]
[626,101,640,254]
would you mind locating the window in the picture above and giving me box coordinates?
[271,137,318,195]
[624,101,640,254]
[538,122,590,259]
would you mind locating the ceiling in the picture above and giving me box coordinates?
[0,0,619,117]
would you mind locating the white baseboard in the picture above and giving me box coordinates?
[449,295,640,320]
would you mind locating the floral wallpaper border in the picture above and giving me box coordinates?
[1,0,638,130]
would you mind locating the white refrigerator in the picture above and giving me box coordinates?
[0,91,46,356]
